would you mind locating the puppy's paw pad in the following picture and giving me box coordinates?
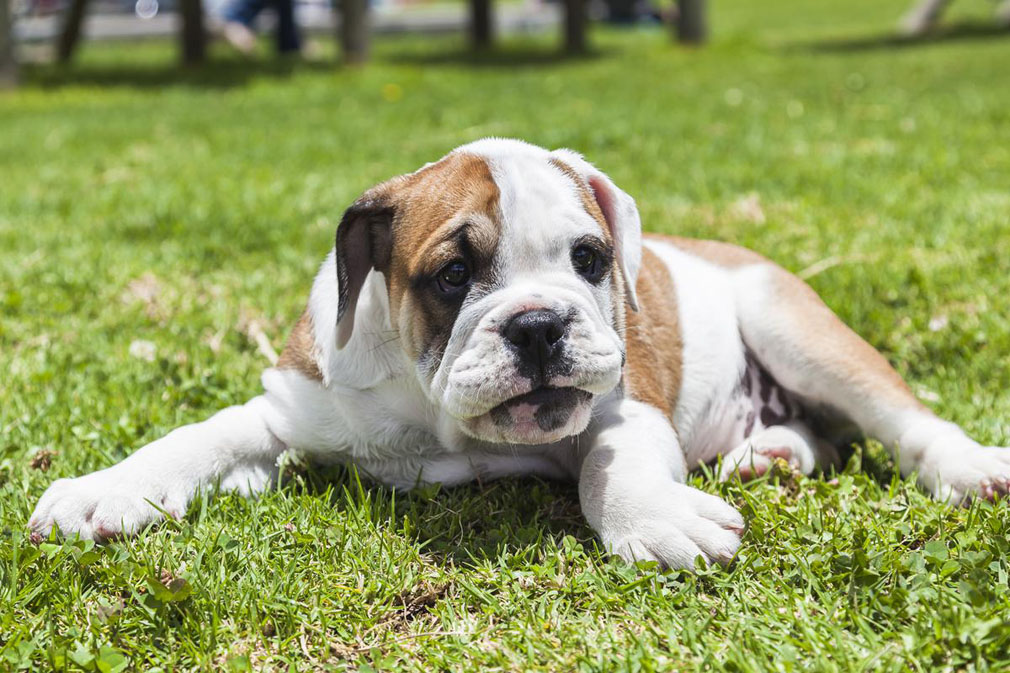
[720,445,794,482]
[755,446,793,460]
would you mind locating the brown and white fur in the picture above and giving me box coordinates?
[30,139,1010,570]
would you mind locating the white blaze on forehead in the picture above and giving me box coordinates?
[427,139,626,438]
[454,139,601,276]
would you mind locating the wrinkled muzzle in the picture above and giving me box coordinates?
[432,283,624,445]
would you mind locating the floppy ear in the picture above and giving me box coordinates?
[550,149,642,311]
[334,187,396,349]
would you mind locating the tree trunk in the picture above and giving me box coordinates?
[562,0,586,54]
[57,0,89,63]
[675,0,707,44]
[340,0,369,64]
[179,0,205,65]
[1,0,16,87]
[469,0,493,50]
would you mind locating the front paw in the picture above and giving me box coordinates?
[599,483,745,570]
[29,470,187,541]
[918,440,1010,503]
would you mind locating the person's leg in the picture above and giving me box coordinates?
[223,0,267,26]
[222,0,267,53]
[273,0,301,53]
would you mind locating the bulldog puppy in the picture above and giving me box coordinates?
[30,139,1010,569]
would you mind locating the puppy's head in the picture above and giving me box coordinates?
[335,139,642,445]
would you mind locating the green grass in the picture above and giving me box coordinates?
[3,0,1010,669]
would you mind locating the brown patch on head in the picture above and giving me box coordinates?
[388,155,500,282]
[623,247,683,419]
[277,311,323,381]
[332,151,502,365]
[382,152,502,363]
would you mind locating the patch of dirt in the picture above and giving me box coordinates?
[30,449,56,471]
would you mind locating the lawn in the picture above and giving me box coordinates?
[2,0,1010,669]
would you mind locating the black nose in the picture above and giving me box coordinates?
[503,309,565,376]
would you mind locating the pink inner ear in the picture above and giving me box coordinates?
[587,175,618,243]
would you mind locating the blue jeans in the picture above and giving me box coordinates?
[223,0,301,53]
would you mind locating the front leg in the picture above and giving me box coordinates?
[578,398,744,570]
[30,396,286,540]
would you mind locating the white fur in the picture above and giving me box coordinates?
[30,397,284,540]
[579,397,743,568]
[30,139,1010,569]
[642,240,750,467]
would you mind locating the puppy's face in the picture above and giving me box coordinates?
[336,140,641,445]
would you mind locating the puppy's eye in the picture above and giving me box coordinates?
[571,245,603,282]
[436,260,471,293]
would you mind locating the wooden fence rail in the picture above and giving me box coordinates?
[4,0,708,76]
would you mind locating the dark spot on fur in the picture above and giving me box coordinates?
[534,389,592,431]
[760,406,788,427]
[776,388,794,418]
[744,411,756,437]
[758,367,775,404]
[489,388,592,432]
[490,404,512,427]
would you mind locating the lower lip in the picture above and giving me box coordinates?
[505,386,581,407]
[481,386,593,441]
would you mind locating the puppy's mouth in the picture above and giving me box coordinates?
[486,386,593,438]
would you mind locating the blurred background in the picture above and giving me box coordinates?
[1,0,1008,430]
[4,0,1008,70]
[2,2,1010,668]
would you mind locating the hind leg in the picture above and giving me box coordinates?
[719,420,839,482]
[731,261,1010,503]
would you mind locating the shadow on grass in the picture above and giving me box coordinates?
[414,483,592,566]
[21,55,337,90]
[385,44,611,69]
[19,41,609,90]
[797,20,1008,53]
[300,464,593,566]
[294,442,907,567]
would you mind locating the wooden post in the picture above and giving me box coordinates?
[675,0,707,44]
[1,0,16,87]
[57,0,89,63]
[340,0,369,64]
[469,0,493,50]
[179,0,206,64]
[562,0,586,53]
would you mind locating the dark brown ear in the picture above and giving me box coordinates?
[335,191,395,349]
